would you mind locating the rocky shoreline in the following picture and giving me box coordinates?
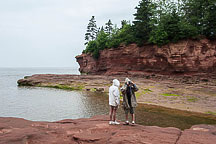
[1,115,216,144]
[18,74,216,114]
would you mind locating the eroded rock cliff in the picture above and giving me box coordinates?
[76,39,216,75]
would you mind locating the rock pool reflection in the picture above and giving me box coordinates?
[78,91,216,130]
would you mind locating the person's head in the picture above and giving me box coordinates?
[113,79,120,87]
[125,78,131,85]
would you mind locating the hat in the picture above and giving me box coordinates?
[125,78,131,84]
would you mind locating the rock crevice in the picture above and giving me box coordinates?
[175,131,182,144]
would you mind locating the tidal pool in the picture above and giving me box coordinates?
[82,91,216,130]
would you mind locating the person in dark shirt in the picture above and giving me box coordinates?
[121,78,139,125]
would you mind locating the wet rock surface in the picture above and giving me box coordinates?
[0,115,215,144]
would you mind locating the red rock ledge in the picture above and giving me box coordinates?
[0,115,215,144]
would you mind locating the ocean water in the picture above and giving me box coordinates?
[0,67,216,130]
[0,67,107,121]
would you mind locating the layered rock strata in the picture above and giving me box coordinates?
[76,39,216,75]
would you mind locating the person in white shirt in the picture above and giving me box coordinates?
[109,79,120,125]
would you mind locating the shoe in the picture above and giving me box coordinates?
[123,121,129,125]
[132,121,135,125]
[109,121,114,125]
[113,121,120,125]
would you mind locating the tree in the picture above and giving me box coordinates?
[96,29,108,50]
[105,19,113,36]
[120,20,131,29]
[149,1,198,46]
[118,23,136,45]
[85,16,98,45]
[181,0,216,39]
[203,0,216,39]
[133,0,155,43]
[106,25,121,48]
[183,0,207,36]
[121,20,128,28]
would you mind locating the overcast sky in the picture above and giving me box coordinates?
[0,0,140,68]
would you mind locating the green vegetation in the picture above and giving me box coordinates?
[205,111,216,115]
[143,88,153,93]
[83,0,216,59]
[83,19,135,59]
[162,93,180,97]
[38,84,84,91]
[136,92,142,98]
[187,97,198,102]
[136,88,153,98]
[90,88,97,92]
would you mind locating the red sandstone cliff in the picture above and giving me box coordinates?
[76,39,216,75]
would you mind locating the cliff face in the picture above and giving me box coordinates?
[76,39,216,75]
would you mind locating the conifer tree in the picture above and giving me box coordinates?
[96,28,108,50]
[133,0,155,43]
[121,20,131,29]
[203,0,216,39]
[85,16,98,45]
[105,19,113,36]
[182,0,216,39]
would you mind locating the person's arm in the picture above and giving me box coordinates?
[131,83,139,92]
[120,86,126,95]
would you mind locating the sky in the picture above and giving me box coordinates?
[0,0,140,68]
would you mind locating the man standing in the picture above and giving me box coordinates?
[121,78,138,125]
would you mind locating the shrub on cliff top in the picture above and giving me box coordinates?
[83,40,100,59]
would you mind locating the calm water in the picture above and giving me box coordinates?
[0,68,216,130]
